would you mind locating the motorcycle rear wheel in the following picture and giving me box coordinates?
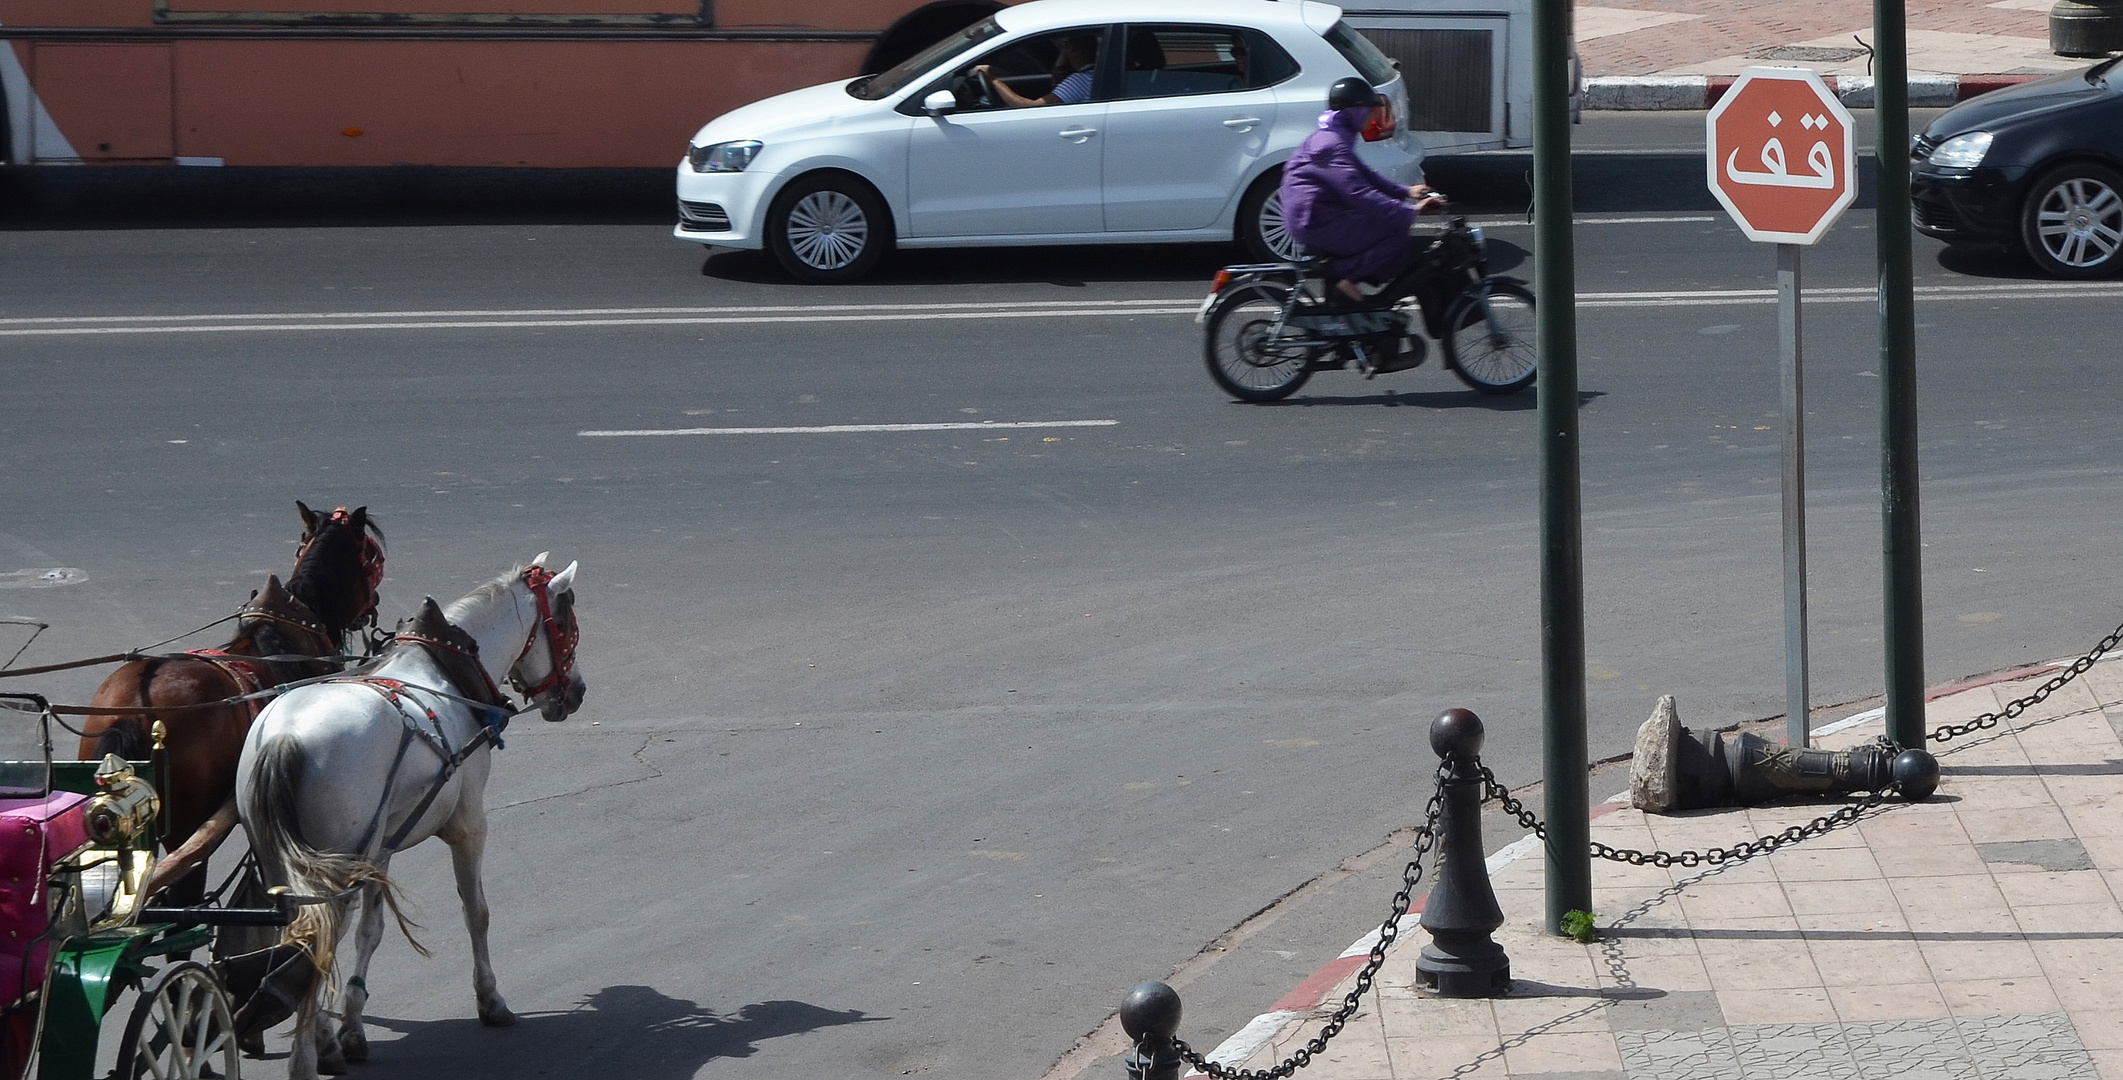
[1442,279,1537,394]
[1204,282,1312,403]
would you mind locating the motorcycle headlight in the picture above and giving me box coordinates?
[688,139,762,173]
[1927,131,1992,169]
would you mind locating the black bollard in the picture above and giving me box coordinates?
[1120,981,1184,1080]
[1415,708,1513,997]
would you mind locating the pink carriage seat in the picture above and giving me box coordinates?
[0,791,91,1007]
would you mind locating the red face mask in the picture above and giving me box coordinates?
[1362,103,1394,143]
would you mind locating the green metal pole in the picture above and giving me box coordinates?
[1533,0,1590,933]
[1875,0,1926,748]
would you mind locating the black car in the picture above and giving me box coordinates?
[1911,56,2123,278]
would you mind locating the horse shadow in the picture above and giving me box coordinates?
[347,986,882,1079]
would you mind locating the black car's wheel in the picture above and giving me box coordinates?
[1236,170,1299,263]
[767,172,893,284]
[1204,282,1312,402]
[1442,279,1538,394]
[2020,161,2123,278]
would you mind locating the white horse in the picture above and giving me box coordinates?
[235,556,585,1079]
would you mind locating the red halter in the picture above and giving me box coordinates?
[510,564,579,700]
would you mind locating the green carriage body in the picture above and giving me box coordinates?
[23,757,223,1080]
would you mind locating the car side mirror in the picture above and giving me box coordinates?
[922,89,958,115]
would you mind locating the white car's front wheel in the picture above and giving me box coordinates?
[767,172,893,283]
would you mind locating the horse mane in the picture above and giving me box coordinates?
[441,565,530,629]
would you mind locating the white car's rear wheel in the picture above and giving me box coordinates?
[1237,170,1299,262]
[767,173,893,283]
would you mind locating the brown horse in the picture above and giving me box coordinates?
[75,502,384,899]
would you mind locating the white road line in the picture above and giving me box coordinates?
[0,307,1202,337]
[578,419,1119,437]
[1469,214,1723,227]
[8,281,2118,337]
[0,298,1196,326]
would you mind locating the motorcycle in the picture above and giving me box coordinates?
[1196,213,1537,402]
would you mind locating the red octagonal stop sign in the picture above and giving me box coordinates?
[1707,67,1857,245]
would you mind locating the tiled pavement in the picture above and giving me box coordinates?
[1578,0,2085,78]
[1217,658,2123,1079]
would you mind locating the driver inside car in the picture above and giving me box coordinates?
[976,34,1099,107]
[1281,76,1444,304]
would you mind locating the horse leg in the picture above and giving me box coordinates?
[314,990,350,1076]
[336,880,388,1062]
[443,807,513,1026]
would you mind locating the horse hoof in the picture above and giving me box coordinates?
[239,1031,265,1058]
[478,1005,517,1028]
[318,1040,352,1076]
[340,1026,370,1063]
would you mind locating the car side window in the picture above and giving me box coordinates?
[952,28,1108,112]
[1116,25,1297,99]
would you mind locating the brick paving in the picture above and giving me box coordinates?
[1215,660,2123,1079]
[1579,0,2085,77]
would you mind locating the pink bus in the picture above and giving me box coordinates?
[0,0,998,167]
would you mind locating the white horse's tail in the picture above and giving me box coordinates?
[246,736,430,991]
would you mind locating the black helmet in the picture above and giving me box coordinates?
[1327,76,1382,111]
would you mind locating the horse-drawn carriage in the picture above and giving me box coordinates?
[0,691,314,1080]
[0,502,587,1080]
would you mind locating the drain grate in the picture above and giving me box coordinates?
[1745,44,1870,61]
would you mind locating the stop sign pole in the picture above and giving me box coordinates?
[1707,67,1857,748]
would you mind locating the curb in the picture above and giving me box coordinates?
[1582,72,2042,110]
[1192,654,2109,1075]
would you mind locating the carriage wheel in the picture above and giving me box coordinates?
[115,961,242,1079]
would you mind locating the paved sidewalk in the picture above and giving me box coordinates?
[1216,659,2123,1079]
[1580,0,2082,79]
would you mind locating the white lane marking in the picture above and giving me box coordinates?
[0,298,1196,326]
[8,280,2118,338]
[579,419,1119,437]
[1469,214,1723,226]
[0,307,1202,337]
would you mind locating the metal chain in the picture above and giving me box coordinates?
[1930,618,2123,744]
[1165,763,1451,1080]
[1481,767,1893,869]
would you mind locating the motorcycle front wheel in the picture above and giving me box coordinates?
[1442,279,1538,395]
[1204,282,1313,403]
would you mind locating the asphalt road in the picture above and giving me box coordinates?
[4,206,2120,1080]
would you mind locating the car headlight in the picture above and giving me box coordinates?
[688,140,762,173]
[1927,131,1992,168]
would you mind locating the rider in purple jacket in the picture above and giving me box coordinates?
[1281,77,1442,300]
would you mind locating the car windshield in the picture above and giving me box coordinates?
[852,17,1007,100]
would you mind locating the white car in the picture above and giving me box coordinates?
[675,0,1423,282]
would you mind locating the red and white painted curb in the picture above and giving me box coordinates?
[1192,654,2110,1074]
[1583,73,2042,111]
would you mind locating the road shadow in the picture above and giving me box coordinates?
[1934,243,2050,280]
[348,986,882,1078]
[704,234,1531,287]
[705,243,1233,287]
[1254,388,1603,411]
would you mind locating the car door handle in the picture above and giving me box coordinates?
[1057,127,1098,142]
[1222,117,1263,131]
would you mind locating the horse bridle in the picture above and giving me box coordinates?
[508,564,579,701]
[294,506,387,628]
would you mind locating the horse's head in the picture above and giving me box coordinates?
[292,501,387,646]
[507,554,585,723]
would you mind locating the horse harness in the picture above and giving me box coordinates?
[341,567,578,855]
